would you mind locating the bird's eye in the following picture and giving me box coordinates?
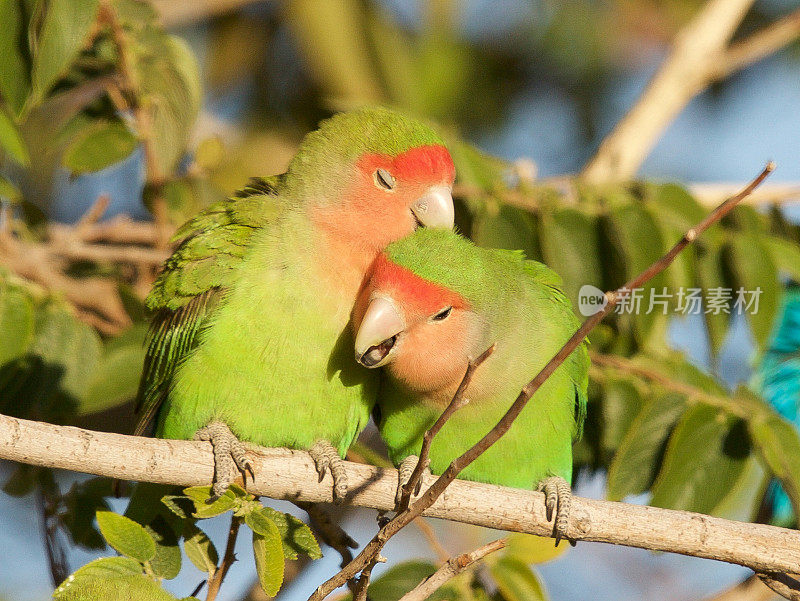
[432,306,452,321]
[374,168,396,191]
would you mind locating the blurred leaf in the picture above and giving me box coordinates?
[725,233,780,350]
[650,405,752,515]
[0,0,31,115]
[472,205,538,259]
[696,245,728,355]
[539,207,603,307]
[0,174,22,202]
[80,334,144,414]
[749,407,800,520]
[606,391,685,500]
[765,236,800,282]
[504,534,565,565]
[132,33,201,174]
[31,0,100,100]
[62,120,139,175]
[286,0,384,107]
[364,561,438,601]
[490,556,547,601]
[96,510,156,562]
[0,108,29,165]
[0,277,35,363]
[252,520,284,597]
[259,506,322,560]
[61,478,111,549]
[194,136,224,172]
[183,524,218,576]
[2,463,36,496]
[600,377,645,461]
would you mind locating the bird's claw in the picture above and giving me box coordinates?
[396,455,430,508]
[537,475,574,546]
[194,421,253,499]
[309,440,348,503]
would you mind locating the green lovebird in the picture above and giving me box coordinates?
[352,228,588,540]
[135,107,456,497]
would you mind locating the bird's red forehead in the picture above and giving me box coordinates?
[357,144,455,184]
[370,253,468,315]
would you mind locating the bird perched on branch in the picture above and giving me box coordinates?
[352,228,588,541]
[134,107,456,498]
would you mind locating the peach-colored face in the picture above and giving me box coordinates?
[353,256,485,400]
[322,144,456,254]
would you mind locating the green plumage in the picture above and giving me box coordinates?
[378,229,589,488]
[135,106,441,455]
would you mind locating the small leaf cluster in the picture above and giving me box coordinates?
[54,482,322,600]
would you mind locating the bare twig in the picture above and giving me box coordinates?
[413,519,450,564]
[758,572,800,601]
[309,163,774,601]
[1,414,800,575]
[397,539,506,601]
[397,344,496,512]
[580,0,800,182]
[713,8,800,80]
[206,513,243,601]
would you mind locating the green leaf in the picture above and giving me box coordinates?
[96,510,157,562]
[650,405,752,515]
[600,377,645,461]
[183,485,238,518]
[183,524,218,576]
[31,0,100,100]
[365,561,438,601]
[55,574,178,601]
[0,174,22,203]
[132,32,201,174]
[696,244,728,355]
[504,533,565,565]
[725,233,780,350]
[54,556,142,596]
[252,520,285,597]
[0,108,29,165]
[749,409,800,521]
[0,278,35,364]
[79,337,144,414]
[0,0,31,115]
[606,391,686,500]
[259,506,322,560]
[490,557,547,601]
[62,120,139,175]
[538,207,603,307]
[472,204,539,259]
[147,518,182,580]
[765,236,800,282]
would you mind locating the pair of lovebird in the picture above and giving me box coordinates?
[134,107,588,540]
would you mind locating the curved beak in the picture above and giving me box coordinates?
[411,185,454,229]
[355,297,404,368]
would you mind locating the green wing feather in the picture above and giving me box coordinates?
[134,177,282,436]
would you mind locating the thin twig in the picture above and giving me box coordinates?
[206,513,242,601]
[413,518,450,564]
[713,7,800,80]
[308,163,774,601]
[398,344,496,511]
[398,539,506,601]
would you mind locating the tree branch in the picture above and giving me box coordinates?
[397,539,506,601]
[1,414,799,575]
[581,0,799,182]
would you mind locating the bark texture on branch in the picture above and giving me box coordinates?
[1,413,799,575]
